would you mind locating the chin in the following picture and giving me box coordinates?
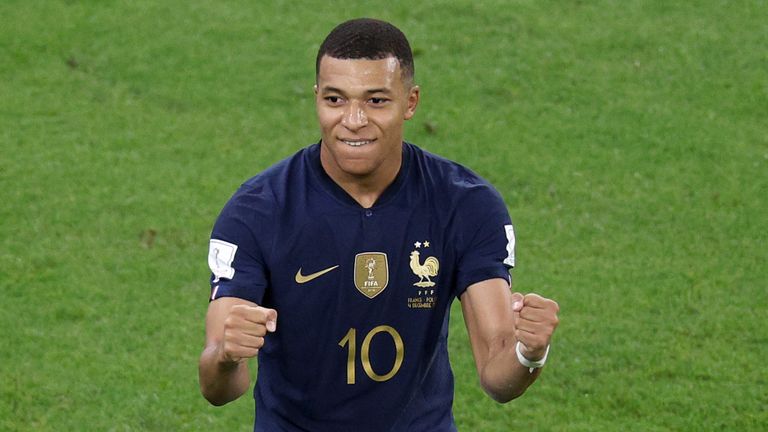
[337,161,377,177]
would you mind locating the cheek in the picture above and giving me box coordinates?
[371,112,402,133]
[316,109,339,131]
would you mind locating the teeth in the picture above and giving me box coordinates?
[342,140,372,147]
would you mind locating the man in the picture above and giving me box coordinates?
[199,18,559,431]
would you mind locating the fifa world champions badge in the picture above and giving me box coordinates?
[353,252,389,299]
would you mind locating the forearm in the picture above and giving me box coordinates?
[461,281,559,404]
[479,337,541,403]
[198,344,251,406]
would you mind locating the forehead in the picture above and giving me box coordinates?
[317,56,403,91]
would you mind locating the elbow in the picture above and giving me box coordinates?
[479,368,530,403]
[198,348,249,406]
[200,381,241,407]
[490,392,522,404]
[205,397,230,407]
[200,383,228,406]
[481,381,526,404]
[198,363,246,406]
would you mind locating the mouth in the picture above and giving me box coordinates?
[339,138,376,147]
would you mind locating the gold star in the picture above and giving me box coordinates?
[414,241,422,248]
[423,241,430,247]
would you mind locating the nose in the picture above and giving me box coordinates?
[341,101,368,131]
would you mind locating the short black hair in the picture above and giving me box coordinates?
[316,18,414,83]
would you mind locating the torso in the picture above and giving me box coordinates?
[210,142,513,431]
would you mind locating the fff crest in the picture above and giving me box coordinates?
[353,252,389,299]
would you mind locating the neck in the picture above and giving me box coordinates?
[319,144,403,208]
[334,169,399,208]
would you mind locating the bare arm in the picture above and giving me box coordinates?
[460,278,559,403]
[198,297,277,406]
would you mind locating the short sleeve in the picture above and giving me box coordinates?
[454,185,515,297]
[207,190,270,304]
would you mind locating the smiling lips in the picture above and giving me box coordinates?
[341,138,375,147]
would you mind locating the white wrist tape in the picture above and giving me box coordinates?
[515,341,550,372]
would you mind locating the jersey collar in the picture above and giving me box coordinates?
[306,140,413,209]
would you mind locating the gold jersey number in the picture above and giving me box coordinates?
[338,325,404,384]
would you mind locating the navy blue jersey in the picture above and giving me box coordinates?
[208,142,515,431]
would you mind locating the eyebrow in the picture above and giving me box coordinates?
[320,86,393,95]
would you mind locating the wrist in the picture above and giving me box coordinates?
[214,344,243,370]
[515,341,549,372]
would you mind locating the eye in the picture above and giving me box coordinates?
[369,97,388,105]
[324,96,344,105]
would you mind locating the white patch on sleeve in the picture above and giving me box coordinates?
[208,239,238,282]
[503,224,516,267]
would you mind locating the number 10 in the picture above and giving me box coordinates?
[338,325,404,384]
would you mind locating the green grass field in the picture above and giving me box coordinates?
[1,1,766,430]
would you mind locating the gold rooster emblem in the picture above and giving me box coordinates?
[409,250,439,287]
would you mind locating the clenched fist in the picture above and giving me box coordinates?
[511,293,559,362]
[219,305,278,364]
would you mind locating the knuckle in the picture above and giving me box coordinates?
[551,300,560,312]
[223,341,236,356]
[252,307,267,321]
[230,305,246,315]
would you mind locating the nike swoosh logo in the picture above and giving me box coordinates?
[295,265,340,284]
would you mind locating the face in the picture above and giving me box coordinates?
[314,55,419,182]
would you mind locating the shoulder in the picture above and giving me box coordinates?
[215,145,313,231]
[408,143,506,206]
[211,145,314,255]
[406,144,512,253]
[226,146,312,212]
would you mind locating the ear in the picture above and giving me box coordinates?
[313,84,319,95]
[404,85,420,120]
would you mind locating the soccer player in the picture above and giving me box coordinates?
[199,18,559,431]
